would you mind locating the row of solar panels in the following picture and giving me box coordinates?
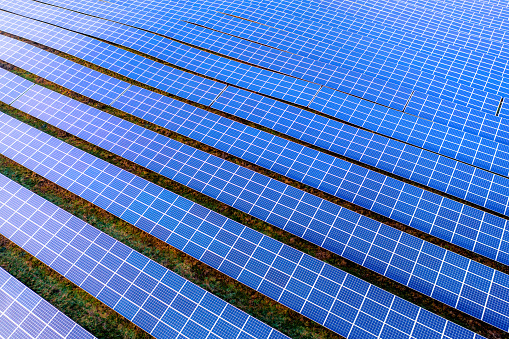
[27,0,509,117]
[5,1,509,179]
[0,0,507,337]
[0,265,95,338]
[12,0,509,143]
[3,3,509,265]
[0,64,486,339]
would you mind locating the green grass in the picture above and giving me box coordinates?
[0,31,507,339]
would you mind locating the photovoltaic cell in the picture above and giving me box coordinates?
[28,0,499,117]
[0,12,225,106]
[2,80,509,332]
[404,91,509,148]
[283,0,509,42]
[0,267,96,339]
[221,85,509,185]
[4,25,509,224]
[1,2,504,334]
[0,37,133,106]
[219,2,509,79]
[0,175,289,339]
[0,91,490,338]
[425,0,509,21]
[221,1,504,56]
[224,0,509,49]
[14,0,508,124]
[275,0,507,29]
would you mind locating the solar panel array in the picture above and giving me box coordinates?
[5,0,509,181]
[6,76,509,330]
[0,173,289,339]
[0,0,506,337]
[0,99,482,339]
[3,33,509,274]
[25,0,509,116]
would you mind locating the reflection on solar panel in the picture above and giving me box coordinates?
[0,0,507,336]
[2,72,509,334]
[0,267,95,339]
[0,108,485,338]
[0,175,289,339]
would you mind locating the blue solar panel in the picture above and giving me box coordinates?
[264,0,507,28]
[0,7,321,108]
[405,91,509,147]
[14,0,508,125]
[0,68,35,105]
[2,79,509,332]
[3,1,504,334]
[427,1,509,23]
[4,22,509,225]
[184,11,503,115]
[222,85,509,187]
[5,0,413,111]
[0,175,290,339]
[221,3,509,61]
[286,0,507,41]
[39,0,502,118]
[0,112,488,339]
[223,0,509,50]
[5,34,509,270]
[0,14,225,106]
[0,267,96,339]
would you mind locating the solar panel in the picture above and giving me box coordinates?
[219,2,509,59]
[9,0,507,163]
[0,15,226,107]
[2,80,509,332]
[1,0,507,336]
[185,12,503,115]
[3,36,509,272]
[0,90,490,339]
[12,0,507,124]
[34,0,509,56]
[229,0,509,45]
[0,68,35,105]
[0,175,290,339]
[3,28,506,189]
[277,0,507,27]
[405,91,509,147]
[32,0,504,116]
[0,7,322,108]
[288,0,507,41]
[219,85,509,188]
[1,0,412,112]
[0,267,96,339]
[424,1,509,21]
